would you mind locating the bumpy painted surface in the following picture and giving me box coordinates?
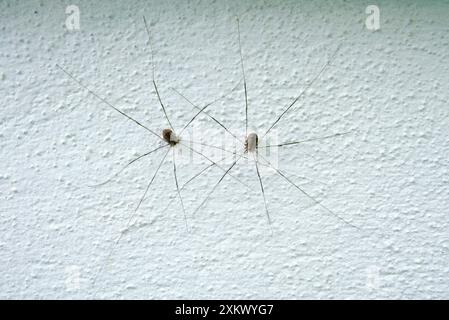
[1,0,448,299]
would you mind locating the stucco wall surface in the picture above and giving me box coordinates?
[0,0,448,299]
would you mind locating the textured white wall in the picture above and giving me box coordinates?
[1,0,448,299]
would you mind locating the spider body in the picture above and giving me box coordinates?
[245,132,258,153]
[162,128,179,146]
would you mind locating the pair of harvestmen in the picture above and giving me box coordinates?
[57,16,359,286]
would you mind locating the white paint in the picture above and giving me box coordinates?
[1,0,449,299]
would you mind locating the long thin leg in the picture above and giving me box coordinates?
[92,147,170,291]
[127,162,217,236]
[183,140,248,160]
[236,17,249,137]
[173,80,242,136]
[56,64,163,142]
[143,16,175,132]
[179,141,251,191]
[256,160,330,188]
[89,144,168,187]
[262,45,341,139]
[160,166,213,215]
[253,152,273,235]
[159,158,229,216]
[182,163,215,190]
[179,101,214,136]
[182,163,214,190]
[172,88,243,144]
[172,148,188,230]
[192,154,243,216]
[258,153,360,231]
[259,130,353,149]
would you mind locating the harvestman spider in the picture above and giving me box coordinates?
[173,18,360,232]
[56,16,250,287]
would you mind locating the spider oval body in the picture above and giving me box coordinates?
[162,128,179,146]
[245,132,258,153]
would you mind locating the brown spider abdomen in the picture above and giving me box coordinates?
[245,132,258,153]
[162,128,179,146]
